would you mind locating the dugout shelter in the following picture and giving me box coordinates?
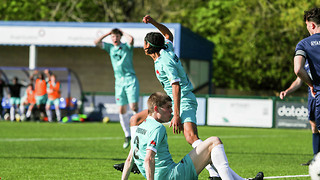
[0,66,81,111]
[0,21,215,94]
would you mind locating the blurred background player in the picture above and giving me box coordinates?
[31,70,48,121]
[0,73,7,119]
[7,77,25,121]
[45,74,61,122]
[20,83,36,121]
[94,28,140,149]
[279,61,319,165]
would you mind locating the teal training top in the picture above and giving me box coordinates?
[133,116,175,180]
[103,42,136,79]
[154,39,194,99]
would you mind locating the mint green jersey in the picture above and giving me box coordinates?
[154,40,194,99]
[154,40,198,124]
[133,116,175,179]
[102,42,136,79]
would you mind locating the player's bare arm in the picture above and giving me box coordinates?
[130,109,148,126]
[279,77,303,99]
[142,15,173,42]
[144,150,156,180]
[294,55,314,92]
[170,82,183,134]
[121,30,134,46]
[94,32,111,48]
[121,149,134,180]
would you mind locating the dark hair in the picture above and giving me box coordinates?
[111,28,123,36]
[144,32,165,54]
[304,8,320,24]
[28,83,34,90]
[147,92,172,114]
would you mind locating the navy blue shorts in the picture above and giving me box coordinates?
[308,90,316,121]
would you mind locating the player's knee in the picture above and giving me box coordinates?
[208,136,222,146]
[185,134,199,145]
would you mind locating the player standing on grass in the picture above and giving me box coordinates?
[121,92,264,180]
[94,28,140,149]
[115,15,222,179]
[119,15,219,179]
[294,7,320,159]
[45,74,61,122]
[32,71,48,120]
[279,60,319,165]
[7,77,24,121]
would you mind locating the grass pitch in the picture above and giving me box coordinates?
[0,121,312,180]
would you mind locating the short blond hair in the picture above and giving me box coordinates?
[147,92,172,114]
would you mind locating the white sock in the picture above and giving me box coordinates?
[10,107,15,121]
[20,105,25,115]
[55,108,61,121]
[192,139,220,177]
[211,144,233,180]
[26,110,32,118]
[119,113,130,137]
[46,109,52,122]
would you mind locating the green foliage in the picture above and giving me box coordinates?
[185,0,320,91]
[1,0,320,91]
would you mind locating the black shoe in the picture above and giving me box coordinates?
[113,163,124,172]
[132,163,140,174]
[247,172,264,180]
[113,162,140,174]
[301,159,313,166]
[208,176,222,180]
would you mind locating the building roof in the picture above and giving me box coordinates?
[0,21,214,61]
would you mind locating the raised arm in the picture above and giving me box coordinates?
[121,30,134,46]
[94,31,112,48]
[142,15,173,42]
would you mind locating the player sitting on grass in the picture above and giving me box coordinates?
[121,92,264,180]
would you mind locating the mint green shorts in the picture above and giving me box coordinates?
[180,92,198,124]
[10,97,21,105]
[115,76,139,106]
[168,154,198,180]
[46,98,60,106]
[36,94,48,105]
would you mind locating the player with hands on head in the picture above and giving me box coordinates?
[94,28,140,149]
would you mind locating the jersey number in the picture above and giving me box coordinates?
[133,136,140,159]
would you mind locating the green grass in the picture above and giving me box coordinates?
[0,121,312,180]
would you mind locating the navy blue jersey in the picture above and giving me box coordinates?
[295,33,320,91]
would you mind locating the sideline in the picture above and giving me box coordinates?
[264,174,310,179]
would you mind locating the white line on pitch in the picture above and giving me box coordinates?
[263,174,310,179]
[0,134,286,142]
[0,137,123,142]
